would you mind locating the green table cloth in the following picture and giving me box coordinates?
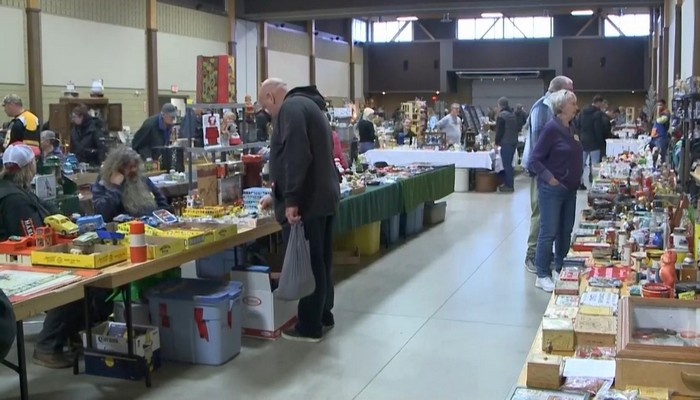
[398,165,455,212]
[335,183,402,234]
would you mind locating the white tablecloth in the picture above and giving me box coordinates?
[364,149,493,170]
[605,139,648,157]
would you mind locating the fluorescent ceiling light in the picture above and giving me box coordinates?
[397,16,418,21]
[481,12,503,18]
[571,10,594,16]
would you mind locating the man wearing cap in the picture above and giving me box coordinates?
[2,94,40,153]
[40,130,64,164]
[131,103,178,160]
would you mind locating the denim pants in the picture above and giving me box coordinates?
[654,137,669,163]
[535,182,577,278]
[582,149,601,183]
[359,142,375,154]
[282,216,335,337]
[499,144,516,188]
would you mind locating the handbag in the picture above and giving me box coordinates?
[276,223,316,301]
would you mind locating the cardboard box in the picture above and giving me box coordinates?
[81,321,161,357]
[31,244,128,269]
[574,315,616,347]
[554,280,579,295]
[119,222,237,249]
[542,318,575,352]
[527,354,562,389]
[120,236,186,260]
[231,266,297,339]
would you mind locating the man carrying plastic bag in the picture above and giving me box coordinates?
[258,78,340,343]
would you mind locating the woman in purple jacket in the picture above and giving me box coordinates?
[528,90,583,292]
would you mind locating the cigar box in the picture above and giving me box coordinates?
[555,279,579,295]
[527,354,562,389]
[574,315,616,347]
[542,318,575,352]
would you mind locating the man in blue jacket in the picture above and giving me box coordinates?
[522,76,574,274]
[92,146,170,222]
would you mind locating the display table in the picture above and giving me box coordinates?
[606,138,648,157]
[364,149,490,193]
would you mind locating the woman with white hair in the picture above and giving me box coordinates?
[357,107,376,154]
[528,90,583,292]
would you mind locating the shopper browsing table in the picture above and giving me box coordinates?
[357,107,376,154]
[578,95,606,190]
[69,104,105,165]
[258,78,340,343]
[495,97,519,193]
[528,90,583,293]
[436,103,463,146]
[521,76,573,274]
[131,103,178,160]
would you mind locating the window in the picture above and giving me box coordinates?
[457,17,552,40]
[604,14,650,37]
[352,19,367,43]
[372,21,413,43]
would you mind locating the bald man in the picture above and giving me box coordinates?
[259,78,340,342]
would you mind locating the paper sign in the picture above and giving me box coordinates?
[563,358,616,379]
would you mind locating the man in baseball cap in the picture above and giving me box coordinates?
[39,130,64,163]
[132,102,179,159]
[2,142,36,174]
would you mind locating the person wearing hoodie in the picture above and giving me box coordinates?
[257,79,340,343]
[578,95,605,190]
[69,104,105,165]
[495,97,519,192]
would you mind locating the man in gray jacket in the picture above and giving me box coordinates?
[521,76,574,273]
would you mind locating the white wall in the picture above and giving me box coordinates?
[316,58,349,98]
[42,14,146,88]
[268,50,309,89]
[0,6,25,84]
[235,19,258,99]
[157,32,227,92]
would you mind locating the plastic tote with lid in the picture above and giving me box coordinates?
[146,278,243,365]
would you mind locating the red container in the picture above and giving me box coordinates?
[242,154,263,189]
[641,283,672,298]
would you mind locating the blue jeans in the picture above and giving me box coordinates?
[499,144,516,188]
[359,142,375,154]
[535,182,577,278]
[653,136,669,163]
[582,149,601,184]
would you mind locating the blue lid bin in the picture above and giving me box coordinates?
[146,279,243,366]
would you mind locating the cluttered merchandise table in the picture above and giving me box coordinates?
[511,151,699,399]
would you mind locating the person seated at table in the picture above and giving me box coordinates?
[357,107,376,154]
[395,117,415,146]
[92,146,170,222]
[39,130,64,164]
[0,144,112,368]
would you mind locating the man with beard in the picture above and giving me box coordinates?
[92,146,170,222]
[258,78,340,342]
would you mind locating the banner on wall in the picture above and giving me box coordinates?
[196,55,236,104]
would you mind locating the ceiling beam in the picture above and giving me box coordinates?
[416,21,436,40]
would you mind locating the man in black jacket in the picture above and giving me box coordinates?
[258,78,340,342]
[578,95,605,190]
[132,103,178,160]
[69,104,105,165]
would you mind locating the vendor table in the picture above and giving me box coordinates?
[605,138,648,157]
[364,149,492,169]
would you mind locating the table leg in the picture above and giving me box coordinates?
[16,321,28,400]
[123,284,134,358]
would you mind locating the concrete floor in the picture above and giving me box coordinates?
[0,174,587,400]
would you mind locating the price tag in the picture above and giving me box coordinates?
[679,291,696,300]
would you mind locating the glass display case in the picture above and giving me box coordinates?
[618,296,700,362]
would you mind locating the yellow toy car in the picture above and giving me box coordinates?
[44,214,79,237]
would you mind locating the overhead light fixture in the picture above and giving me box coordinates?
[397,16,418,21]
[481,12,503,18]
[571,10,594,16]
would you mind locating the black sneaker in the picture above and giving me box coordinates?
[524,257,537,274]
[281,328,323,343]
[578,184,587,191]
[33,350,74,369]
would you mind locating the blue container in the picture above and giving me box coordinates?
[400,204,425,237]
[195,246,247,279]
[381,214,401,245]
[146,279,243,365]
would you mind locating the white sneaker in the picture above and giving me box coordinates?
[552,270,560,282]
[535,277,555,292]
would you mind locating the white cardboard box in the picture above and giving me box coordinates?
[231,266,297,339]
[81,321,160,357]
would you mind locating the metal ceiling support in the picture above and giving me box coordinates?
[604,14,626,36]
[416,21,436,40]
[507,17,528,38]
[390,21,410,42]
[479,17,500,39]
[575,10,600,36]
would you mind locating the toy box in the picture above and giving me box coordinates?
[119,236,186,260]
[31,244,128,269]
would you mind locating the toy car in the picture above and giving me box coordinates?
[43,214,79,237]
[76,215,106,233]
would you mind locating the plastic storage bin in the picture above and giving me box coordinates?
[424,201,447,225]
[381,214,401,245]
[400,204,425,237]
[334,221,381,256]
[146,279,243,365]
[195,246,247,279]
[113,301,151,325]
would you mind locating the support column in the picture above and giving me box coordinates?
[226,0,237,101]
[348,19,355,101]
[649,8,657,91]
[146,0,159,115]
[673,2,682,82]
[26,0,43,121]
[308,20,316,86]
[659,2,670,97]
[258,22,268,84]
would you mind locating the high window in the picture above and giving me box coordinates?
[352,19,367,43]
[604,14,650,37]
[457,17,553,40]
[372,21,413,43]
